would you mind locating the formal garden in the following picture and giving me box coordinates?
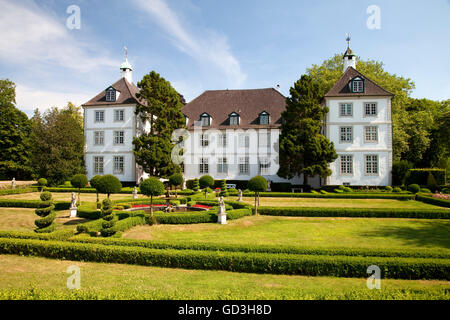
[0,172,449,300]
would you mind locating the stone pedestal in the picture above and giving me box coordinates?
[70,208,77,218]
[218,213,227,225]
[132,193,138,199]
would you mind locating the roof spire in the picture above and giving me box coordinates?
[346,33,351,48]
[120,46,133,83]
[124,46,128,60]
[343,34,356,71]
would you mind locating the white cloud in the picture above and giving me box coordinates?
[15,84,94,114]
[133,0,246,86]
[0,0,119,73]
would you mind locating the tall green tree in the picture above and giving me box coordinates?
[0,79,33,179]
[133,71,186,178]
[30,102,85,186]
[277,75,337,187]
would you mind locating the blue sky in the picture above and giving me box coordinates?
[1,0,449,117]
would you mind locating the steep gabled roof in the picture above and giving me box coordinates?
[182,88,286,129]
[82,77,146,107]
[324,67,393,97]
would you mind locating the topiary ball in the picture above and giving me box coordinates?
[407,184,420,194]
[38,178,47,186]
[40,191,52,202]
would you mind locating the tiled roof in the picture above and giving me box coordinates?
[182,88,286,129]
[324,67,394,97]
[82,77,146,107]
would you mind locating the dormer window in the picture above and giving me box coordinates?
[349,77,364,93]
[106,87,116,102]
[229,112,240,126]
[200,113,211,126]
[259,111,270,125]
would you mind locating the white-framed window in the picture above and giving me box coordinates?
[113,156,124,174]
[114,109,124,122]
[94,131,104,145]
[199,158,209,174]
[200,134,209,147]
[352,80,364,93]
[340,155,353,175]
[114,131,124,145]
[365,155,379,175]
[258,131,271,148]
[200,113,211,126]
[364,126,378,143]
[259,111,270,125]
[95,111,104,123]
[94,157,104,174]
[239,157,250,175]
[239,134,250,148]
[339,127,353,143]
[259,158,271,175]
[217,158,228,174]
[229,113,239,126]
[364,102,377,116]
[339,103,353,117]
[218,133,227,148]
[106,88,116,102]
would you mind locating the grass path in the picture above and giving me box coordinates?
[0,255,448,300]
[123,215,450,250]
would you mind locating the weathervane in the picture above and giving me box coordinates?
[346,33,351,48]
[124,46,128,60]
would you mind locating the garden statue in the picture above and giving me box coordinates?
[132,186,138,199]
[218,196,227,224]
[237,189,243,202]
[70,192,77,218]
[11,178,15,189]
[267,180,272,192]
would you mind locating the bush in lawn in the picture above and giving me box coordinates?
[90,175,102,209]
[71,174,88,205]
[385,186,393,192]
[343,187,352,193]
[427,173,439,193]
[219,179,228,197]
[248,176,267,215]
[140,177,165,217]
[199,175,214,189]
[408,184,420,194]
[34,192,56,233]
[420,188,432,194]
[96,175,122,198]
[192,178,200,192]
[100,198,116,237]
[393,187,402,193]
[37,178,47,192]
[169,173,184,198]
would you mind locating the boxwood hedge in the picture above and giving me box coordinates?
[258,207,450,219]
[416,194,450,208]
[0,199,71,210]
[241,192,415,200]
[0,238,448,279]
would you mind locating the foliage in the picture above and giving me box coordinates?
[0,199,70,210]
[407,184,420,194]
[71,174,88,189]
[38,178,47,187]
[140,177,165,216]
[248,176,268,215]
[199,175,214,189]
[29,103,85,186]
[0,79,33,179]
[34,193,56,233]
[277,74,337,186]
[133,71,185,178]
[95,175,122,197]
[416,194,450,208]
[168,173,183,188]
[100,198,116,237]
[192,178,200,192]
[427,173,439,192]
[385,186,393,192]
[392,160,413,186]
[407,169,446,186]
[219,179,228,197]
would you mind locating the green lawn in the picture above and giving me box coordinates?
[0,255,448,300]
[123,215,450,251]
[227,197,442,209]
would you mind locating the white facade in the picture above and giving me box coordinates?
[325,96,393,186]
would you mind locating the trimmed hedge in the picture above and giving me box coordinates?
[258,207,450,219]
[0,238,448,279]
[69,237,450,260]
[407,169,446,186]
[416,194,450,208]
[0,188,35,196]
[0,199,70,210]
[0,229,74,241]
[154,211,216,224]
[241,192,414,200]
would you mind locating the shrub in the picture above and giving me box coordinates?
[71,174,88,190]
[443,188,450,194]
[199,175,214,189]
[392,160,413,186]
[420,188,432,194]
[168,173,184,197]
[37,178,47,191]
[408,184,420,194]
[219,179,228,197]
[140,177,165,216]
[427,173,439,192]
[385,186,393,192]
[34,193,56,233]
[407,169,446,186]
[248,176,267,215]
[96,175,122,198]
[0,199,70,210]
[185,179,195,190]
[100,199,116,237]
[343,187,352,193]
[416,194,450,208]
[393,187,402,193]
[192,178,200,192]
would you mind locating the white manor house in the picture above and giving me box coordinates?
[82,43,393,188]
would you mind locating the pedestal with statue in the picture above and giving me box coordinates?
[70,192,77,218]
[217,196,227,225]
[237,189,243,202]
[132,186,138,199]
